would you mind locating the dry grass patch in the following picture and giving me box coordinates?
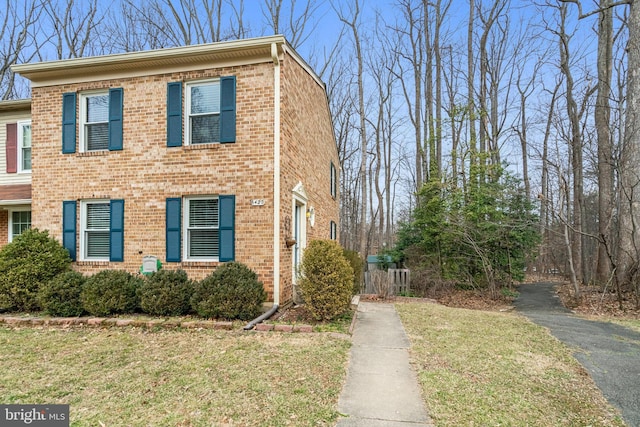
[396,302,625,427]
[0,326,350,426]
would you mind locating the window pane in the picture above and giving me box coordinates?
[86,231,110,258]
[87,203,110,229]
[190,83,220,114]
[190,115,220,144]
[189,229,219,257]
[189,199,219,227]
[86,95,109,123]
[86,123,109,150]
[22,124,31,148]
[22,148,31,170]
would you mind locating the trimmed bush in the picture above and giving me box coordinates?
[299,240,354,321]
[0,228,72,312]
[342,249,364,295]
[138,269,193,316]
[37,271,86,317]
[81,270,141,316]
[191,262,266,320]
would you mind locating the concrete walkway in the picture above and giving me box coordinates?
[336,302,433,426]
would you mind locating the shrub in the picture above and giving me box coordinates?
[342,249,364,295]
[138,269,193,316]
[37,271,86,317]
[81,270,141,316]
[299,240,354,321]
[0,228,72,312]
[191,262,266,320]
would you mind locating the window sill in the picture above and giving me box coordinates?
[77,151,109,157]
[181,260,220,267]
[183,143,222,151]
[76,260,110,266]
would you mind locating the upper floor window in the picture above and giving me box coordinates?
[166,77,235,147]
[80,92,109,151]
[17,120,31,172]
[330,161,337,199]
[186,80,221,145]
[62,88,123,154]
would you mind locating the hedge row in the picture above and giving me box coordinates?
[0,229,266,320]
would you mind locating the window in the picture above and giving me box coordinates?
[185,197,220,259]
[81,201,110,260]
[63,88,123,154]
[9,210,31,242]
[330,161,337,198]
[167,77,235,147]
[186,80,221,145]
[17,120,31,172]
[80,92,109,151]
[330,220,337,240]
[165,195,235,262]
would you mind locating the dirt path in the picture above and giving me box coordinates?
[514,282,640,427]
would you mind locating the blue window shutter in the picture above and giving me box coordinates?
[62,201,77,261]
[110,199,124,262]
[219,76,236,143]
[62,93,77,154]
[166,198,182,262]
[108,88,123,151]
[219,195,235,262]
[167,82,182,147]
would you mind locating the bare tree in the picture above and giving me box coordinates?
[44,0,105,59]
[261,0,320,49]
[0,0,42,99]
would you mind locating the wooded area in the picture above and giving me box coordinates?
[2,0,638,304]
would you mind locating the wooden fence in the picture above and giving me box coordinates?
[363,268,411,296]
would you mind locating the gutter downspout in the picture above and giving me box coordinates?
[243,42,282,331]
[272,42,281,309]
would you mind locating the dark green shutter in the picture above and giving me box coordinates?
[110,199,124,262]
[166,198,182,262]
[219,195,235,262]
[108,88,123,151]
[62,93,77,154]
[167,82,182,147]
[219,76,236,143]
[62,201,77,261]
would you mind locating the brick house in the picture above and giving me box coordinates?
[12,35,340,307]
[0,99,32,246]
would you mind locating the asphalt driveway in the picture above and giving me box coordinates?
[514,282,640,427]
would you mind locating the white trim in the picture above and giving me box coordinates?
[183,195,220,262]
[16,120,31,174]
[184,78,221,146]
[7,206,31,242]
[272,42,281,306]
[80,199,110,261]
[79,90,109,153]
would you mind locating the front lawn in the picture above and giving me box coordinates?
[0,326,350,426]
[397,302,626,427]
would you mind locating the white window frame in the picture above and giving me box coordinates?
[80,200,110,261]
[79,91,109,152]
[183,196,220,261]
[8,208,31,242]
[17,120,31,173]
[185,79,221,146]
[330,161,337,199]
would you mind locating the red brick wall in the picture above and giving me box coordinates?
[0,210,7,246]
[32,63,277,298]
[30,53,338,306]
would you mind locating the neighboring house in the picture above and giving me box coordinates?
[0,99,32,246]
[12,35,339,307]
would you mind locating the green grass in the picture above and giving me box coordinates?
[396,302,626,427]
[0,326,350,426]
